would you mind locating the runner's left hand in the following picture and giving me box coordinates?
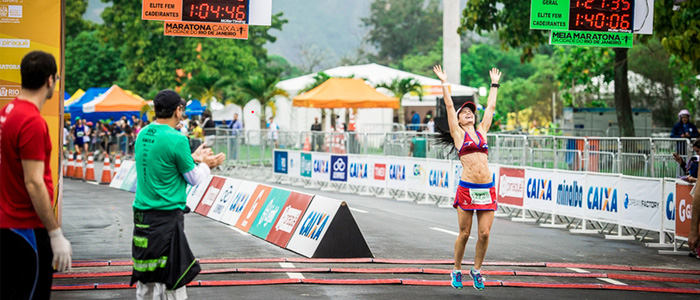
[489,68,502,84]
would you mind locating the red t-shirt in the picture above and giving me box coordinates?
[0,98,54,228]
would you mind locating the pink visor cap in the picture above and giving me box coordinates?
[456,101,477,115]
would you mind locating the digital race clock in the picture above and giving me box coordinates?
[568,0,634,33]
[182,0,249,24]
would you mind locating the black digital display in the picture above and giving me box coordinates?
[182,0,249,24]
[568,0,634,33]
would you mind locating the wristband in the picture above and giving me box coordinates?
[491,83,500,88]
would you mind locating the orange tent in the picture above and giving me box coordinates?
[292,78,399,109]
[82,85,145,113]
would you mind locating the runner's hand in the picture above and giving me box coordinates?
[433,65,447,83]
[203,152,226,169]
[489,68,502,84]
[48,228,72,272]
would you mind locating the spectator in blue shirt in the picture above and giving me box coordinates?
[228,113,243,133]
[671,109,699,139]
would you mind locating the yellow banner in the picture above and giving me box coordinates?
[0,0,64,222]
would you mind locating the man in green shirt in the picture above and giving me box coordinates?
[410,132,427,158]
[131,89,224,300]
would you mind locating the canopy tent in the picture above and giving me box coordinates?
[279,63,477,105]
[77,85,146,123]
[185,99,204,117]
[64,91,70,100]
[64,89,85,107]
[212,103,241,122]
[293,78,399,109]
[67,87,109,121]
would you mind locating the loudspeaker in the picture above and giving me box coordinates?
[435,95,476,132]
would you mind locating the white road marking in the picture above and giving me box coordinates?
[429,227,474,240]
[226,225,250,236]
[567,268,590,273]
[349,207,369,214]
[567,267,626,285]
[280,262,305,279]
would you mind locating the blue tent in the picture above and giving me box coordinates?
[66,87,109,121]
[185,99,204,117]
[63,91,70,100]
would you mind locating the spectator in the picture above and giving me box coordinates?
[411,110,420,131]
[201,110,216,146]
[131,115,139,127]
[673,139,700,182]
[310,117,322,151]
[268,117,279,148]
[423,110,433,124]
[409,129,427,158]
[528,120,541,135]
[228,113,243,133]
[426,116,435,133]
[671,109,699,139]
[178,107,189,135]
[0,50,72,299]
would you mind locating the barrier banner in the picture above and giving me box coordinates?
[330,155,348,182]
[386,157,407,190]
[524,168,556,213]
[249,188,292,239]
[273,150,288,174]
[194,176,226,216]
[186,175,212,210]
[619,177,662,231]
[235,184,273,231]
[553,170,585,219]
[287,150,301,178]
[347,155,370,186]
[406,158,427,193]
[451,161,462,195]
[663,178,676,232]
[366,156,387,188]
[218,181,258,226]
[119,161,138,192]
[300,152,312,178]
[206,178,241,221]
[426,159,451,197]
[584,173,620,223]
[310,152,331,182]
[286,196,372,258]
[675,183,694,238]
[266,192,314,247]
[498,167,525,207]
[110,160,134,189]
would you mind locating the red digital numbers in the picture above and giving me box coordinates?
[182,0,249,23]
[569,0,633,32]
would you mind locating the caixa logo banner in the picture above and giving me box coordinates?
[349,162,368,179]
[388,164,405,181]
[666,192,675,221]
[587,187,618,212]
[313,159,329,174]
[330,155,348,182]
[527,178,552,201]
[297,211,329,241]
[274,151,288,174]
[428,169,448,188]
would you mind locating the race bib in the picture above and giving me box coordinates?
[469,188,492,205]
[77,131,84,137]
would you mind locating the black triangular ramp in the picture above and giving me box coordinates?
[312,202,373,258]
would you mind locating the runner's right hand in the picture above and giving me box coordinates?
[48,228,72,272]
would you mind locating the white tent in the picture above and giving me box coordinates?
[212,103,241,122]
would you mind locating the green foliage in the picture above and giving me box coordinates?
[237,74,289,128]
[555,47,614,107]
[394,39,442,78]
[66,0,93,38]
[375,77,423,125]
[461,44,537,88]
[65,31,125,94]
[182,73,233,108]
[266,55,303,80]
[649,0,700,73]
[362,0,442,63]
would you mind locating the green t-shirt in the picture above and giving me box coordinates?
[412,137,426,158]
[133,123,196,211]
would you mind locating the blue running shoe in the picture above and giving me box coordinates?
[469,268,485,290]
[450,269,463,289]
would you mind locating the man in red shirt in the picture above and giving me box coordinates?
[0,51,72,299]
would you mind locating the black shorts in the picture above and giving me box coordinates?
[0,228,53,300]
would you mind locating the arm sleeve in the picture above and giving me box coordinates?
[691,124,699,138]
[19,118,48,161]
[671,123,682,138]
[174,136,197,175]
[183,162,211,186]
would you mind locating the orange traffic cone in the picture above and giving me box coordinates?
[114,154,121,175]
[100,157,112,184]
[73,155,83,180]
[84,155,96,182]
[65,151,74,178]
[348,111,356,132]
[303,136,311,151]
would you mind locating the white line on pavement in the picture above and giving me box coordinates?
[349,207,369,214]
[567,267,626,285]
[567,268,590,273]
[280,262,305,279]
[226,225,250,236]
[429,227,474,239]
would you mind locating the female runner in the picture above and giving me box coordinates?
[433,65,501,290]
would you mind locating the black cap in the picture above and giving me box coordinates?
[154,89,186,113]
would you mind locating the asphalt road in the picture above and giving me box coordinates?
[53,172,700,299]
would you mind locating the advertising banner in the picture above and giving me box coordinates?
[286,196,342,258]
[287,150,301,178]
[186,175,212,210]
[523,168,556,213]
[366,156,387,188]
[663,178,676,232]
[386,157,408,190]
[266,192,314,247]
[619,176,662,231]
[406,158,427,193]
[110,160,134,189]
[194,176,226,216]
[584,173,621,223]
[451,161,462,195]
[426,159,452,197]
[675,183,694,238]
[330,155,348,182]
[497,167,525,207]
[235,184,273,231]
[310,152,331,182]
[119,161,138,192]
[249,188,292,239]
[552,170,585,219]
[300,152,312,178]
[206,178,241,221]
[273,150,287,174]
[347,155,370,187]
[218,181,258,226]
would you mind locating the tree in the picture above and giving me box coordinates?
[66,0,92,38]
[237,74,290,129]
[556,47,614,107]
[650,0,700,73]
[375,78,423,126]
[362,0,442,64]
[65,31,126,94]
[182,73,233,108]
